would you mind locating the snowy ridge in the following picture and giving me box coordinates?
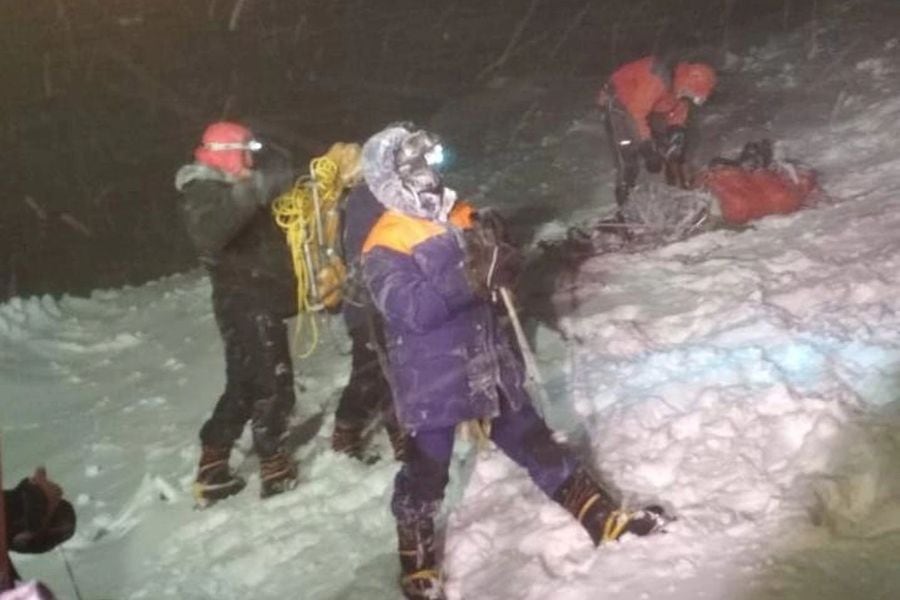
[444,24,900,600]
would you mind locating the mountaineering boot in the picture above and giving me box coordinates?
[397,518,445,600]
[259,449,299,498]
[385,419,409,462]
[192,445,246,507]
[331,419,369,461]
[553,468,669,545]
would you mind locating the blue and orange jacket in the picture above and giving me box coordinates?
[604,56,690,141]
[361,201,528,432]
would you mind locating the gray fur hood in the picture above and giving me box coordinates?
[361,126,457,222]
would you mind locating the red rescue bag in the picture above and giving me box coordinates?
[698,164,817,225]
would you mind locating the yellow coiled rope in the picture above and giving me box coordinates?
[271,154,344,358]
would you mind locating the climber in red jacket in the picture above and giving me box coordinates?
[597,55,717,221]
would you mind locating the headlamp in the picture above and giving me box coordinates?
[205,139,263,152]
[424,144,444,167]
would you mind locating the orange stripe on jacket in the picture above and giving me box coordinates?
[610,56,689,140]
[362,200,475,256]
[448,201,475,228]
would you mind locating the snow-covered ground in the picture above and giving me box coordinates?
[3,18,900,600]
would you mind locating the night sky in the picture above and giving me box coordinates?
[0,0,837,300]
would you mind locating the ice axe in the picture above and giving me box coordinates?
[664,158,690,190]
[498,287,551,415]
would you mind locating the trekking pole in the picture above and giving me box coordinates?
[57,545,84,600]
[497,287,551,414]
[0,435,12,592]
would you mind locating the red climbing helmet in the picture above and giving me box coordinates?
[674,63,717,106]
[194,121,261,175]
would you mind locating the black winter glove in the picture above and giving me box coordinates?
[473,208,511,244]
[661,126,687,162]
[487,241,522,291]
[474,209,521,291]
[639,140,663,173]
[6,471,77,554]
[461,218,522,299]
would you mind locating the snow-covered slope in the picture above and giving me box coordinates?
[3,17,900,600]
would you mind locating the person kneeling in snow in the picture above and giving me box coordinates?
[2,467,76,599]
[174,121,300,505]
[698,139,819,226]
[359,124,668,600]
[598,54,717,222]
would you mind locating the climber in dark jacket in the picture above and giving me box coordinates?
[174,121,299,504]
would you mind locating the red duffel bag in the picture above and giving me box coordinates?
[698,163,817,225]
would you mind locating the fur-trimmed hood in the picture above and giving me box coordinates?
[361,126,457,222]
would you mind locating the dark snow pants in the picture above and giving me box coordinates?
[390,390,579,524]
[334,325,395,432]
[200,294,296,458]
[603,95,642,217]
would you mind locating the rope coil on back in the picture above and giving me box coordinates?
[271,152,349,358]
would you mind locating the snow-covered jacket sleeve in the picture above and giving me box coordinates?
[362,213,477,334]
[175,175,264,260]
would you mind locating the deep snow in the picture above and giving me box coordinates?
[3,18,900,600]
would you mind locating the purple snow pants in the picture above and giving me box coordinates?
[390,390,578,524]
